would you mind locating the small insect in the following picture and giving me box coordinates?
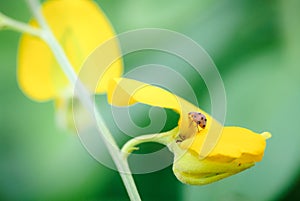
[188,112,207,130]
[176,112,207,143]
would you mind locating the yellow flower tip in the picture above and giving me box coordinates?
[107,78,138,106]
[261,132,272,140]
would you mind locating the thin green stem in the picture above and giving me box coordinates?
[23,0,141,200]
[0,12,43,37]
[121,128,178,159]
[26,0,78,85]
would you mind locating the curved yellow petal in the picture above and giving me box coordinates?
[108,77,224,144]
[18,0,122,101]
[180,127,270,163]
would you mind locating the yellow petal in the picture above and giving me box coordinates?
[108,77,224,153]
[18,0,122,101]
[108,78,221,139]
[180,127,270,163]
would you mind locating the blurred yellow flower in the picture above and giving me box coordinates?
[18,0,122,101]
[109,78,271,185]
[17,0,122,130]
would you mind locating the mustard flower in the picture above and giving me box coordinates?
[108,78,271,185]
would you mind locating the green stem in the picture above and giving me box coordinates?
[121,128,178,159]
[0,12,43,37]
[19,0,141,200]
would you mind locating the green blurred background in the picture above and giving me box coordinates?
[0,0,300,200]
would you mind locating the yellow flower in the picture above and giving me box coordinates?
[108,78,271,185]
[17,0,122,129]
[18,0,122,100]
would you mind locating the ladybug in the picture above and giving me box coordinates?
[188,112,207,130]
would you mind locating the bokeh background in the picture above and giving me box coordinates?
[0,0,300,200]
